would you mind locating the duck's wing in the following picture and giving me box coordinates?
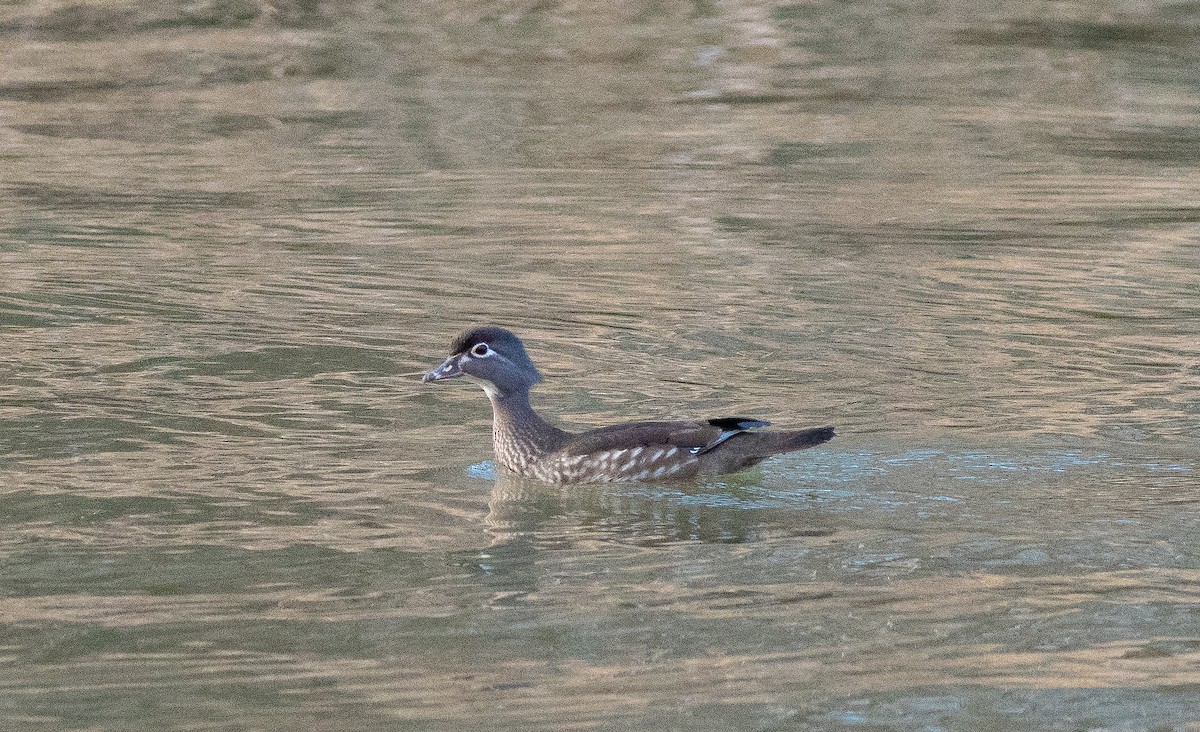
[561,417,770,456]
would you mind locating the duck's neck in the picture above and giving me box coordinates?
[486,387,568,472]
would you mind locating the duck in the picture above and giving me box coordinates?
[422,327,833,484]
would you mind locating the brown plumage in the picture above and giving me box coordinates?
[422,327,834,484]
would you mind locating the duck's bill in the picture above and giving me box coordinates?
[422,355,464,383]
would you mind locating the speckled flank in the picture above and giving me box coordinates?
[490,414,701,484]
[496,442,699,484]
[535,445,699,484]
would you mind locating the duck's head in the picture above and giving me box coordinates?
[422,326,542,398]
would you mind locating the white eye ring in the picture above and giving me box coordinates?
[470,343,491,357]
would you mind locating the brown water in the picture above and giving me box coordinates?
[2,1,1199,730]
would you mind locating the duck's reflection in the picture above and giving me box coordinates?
[483,471,837,548]
[451,471,838,607]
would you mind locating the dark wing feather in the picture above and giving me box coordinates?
[562,420,720,456]
[562,417,770,456]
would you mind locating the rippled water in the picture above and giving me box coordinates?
[2,1,1199,730]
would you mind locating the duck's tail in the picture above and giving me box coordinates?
[759,425,836,454]
[705,425,835,474]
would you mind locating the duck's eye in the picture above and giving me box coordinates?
[470,343,491,357]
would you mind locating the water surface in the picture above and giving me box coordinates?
[2,1,1199,729]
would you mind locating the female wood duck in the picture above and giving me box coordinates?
[422,327,834,484]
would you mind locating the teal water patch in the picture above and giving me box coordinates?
[466,460,497,480]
